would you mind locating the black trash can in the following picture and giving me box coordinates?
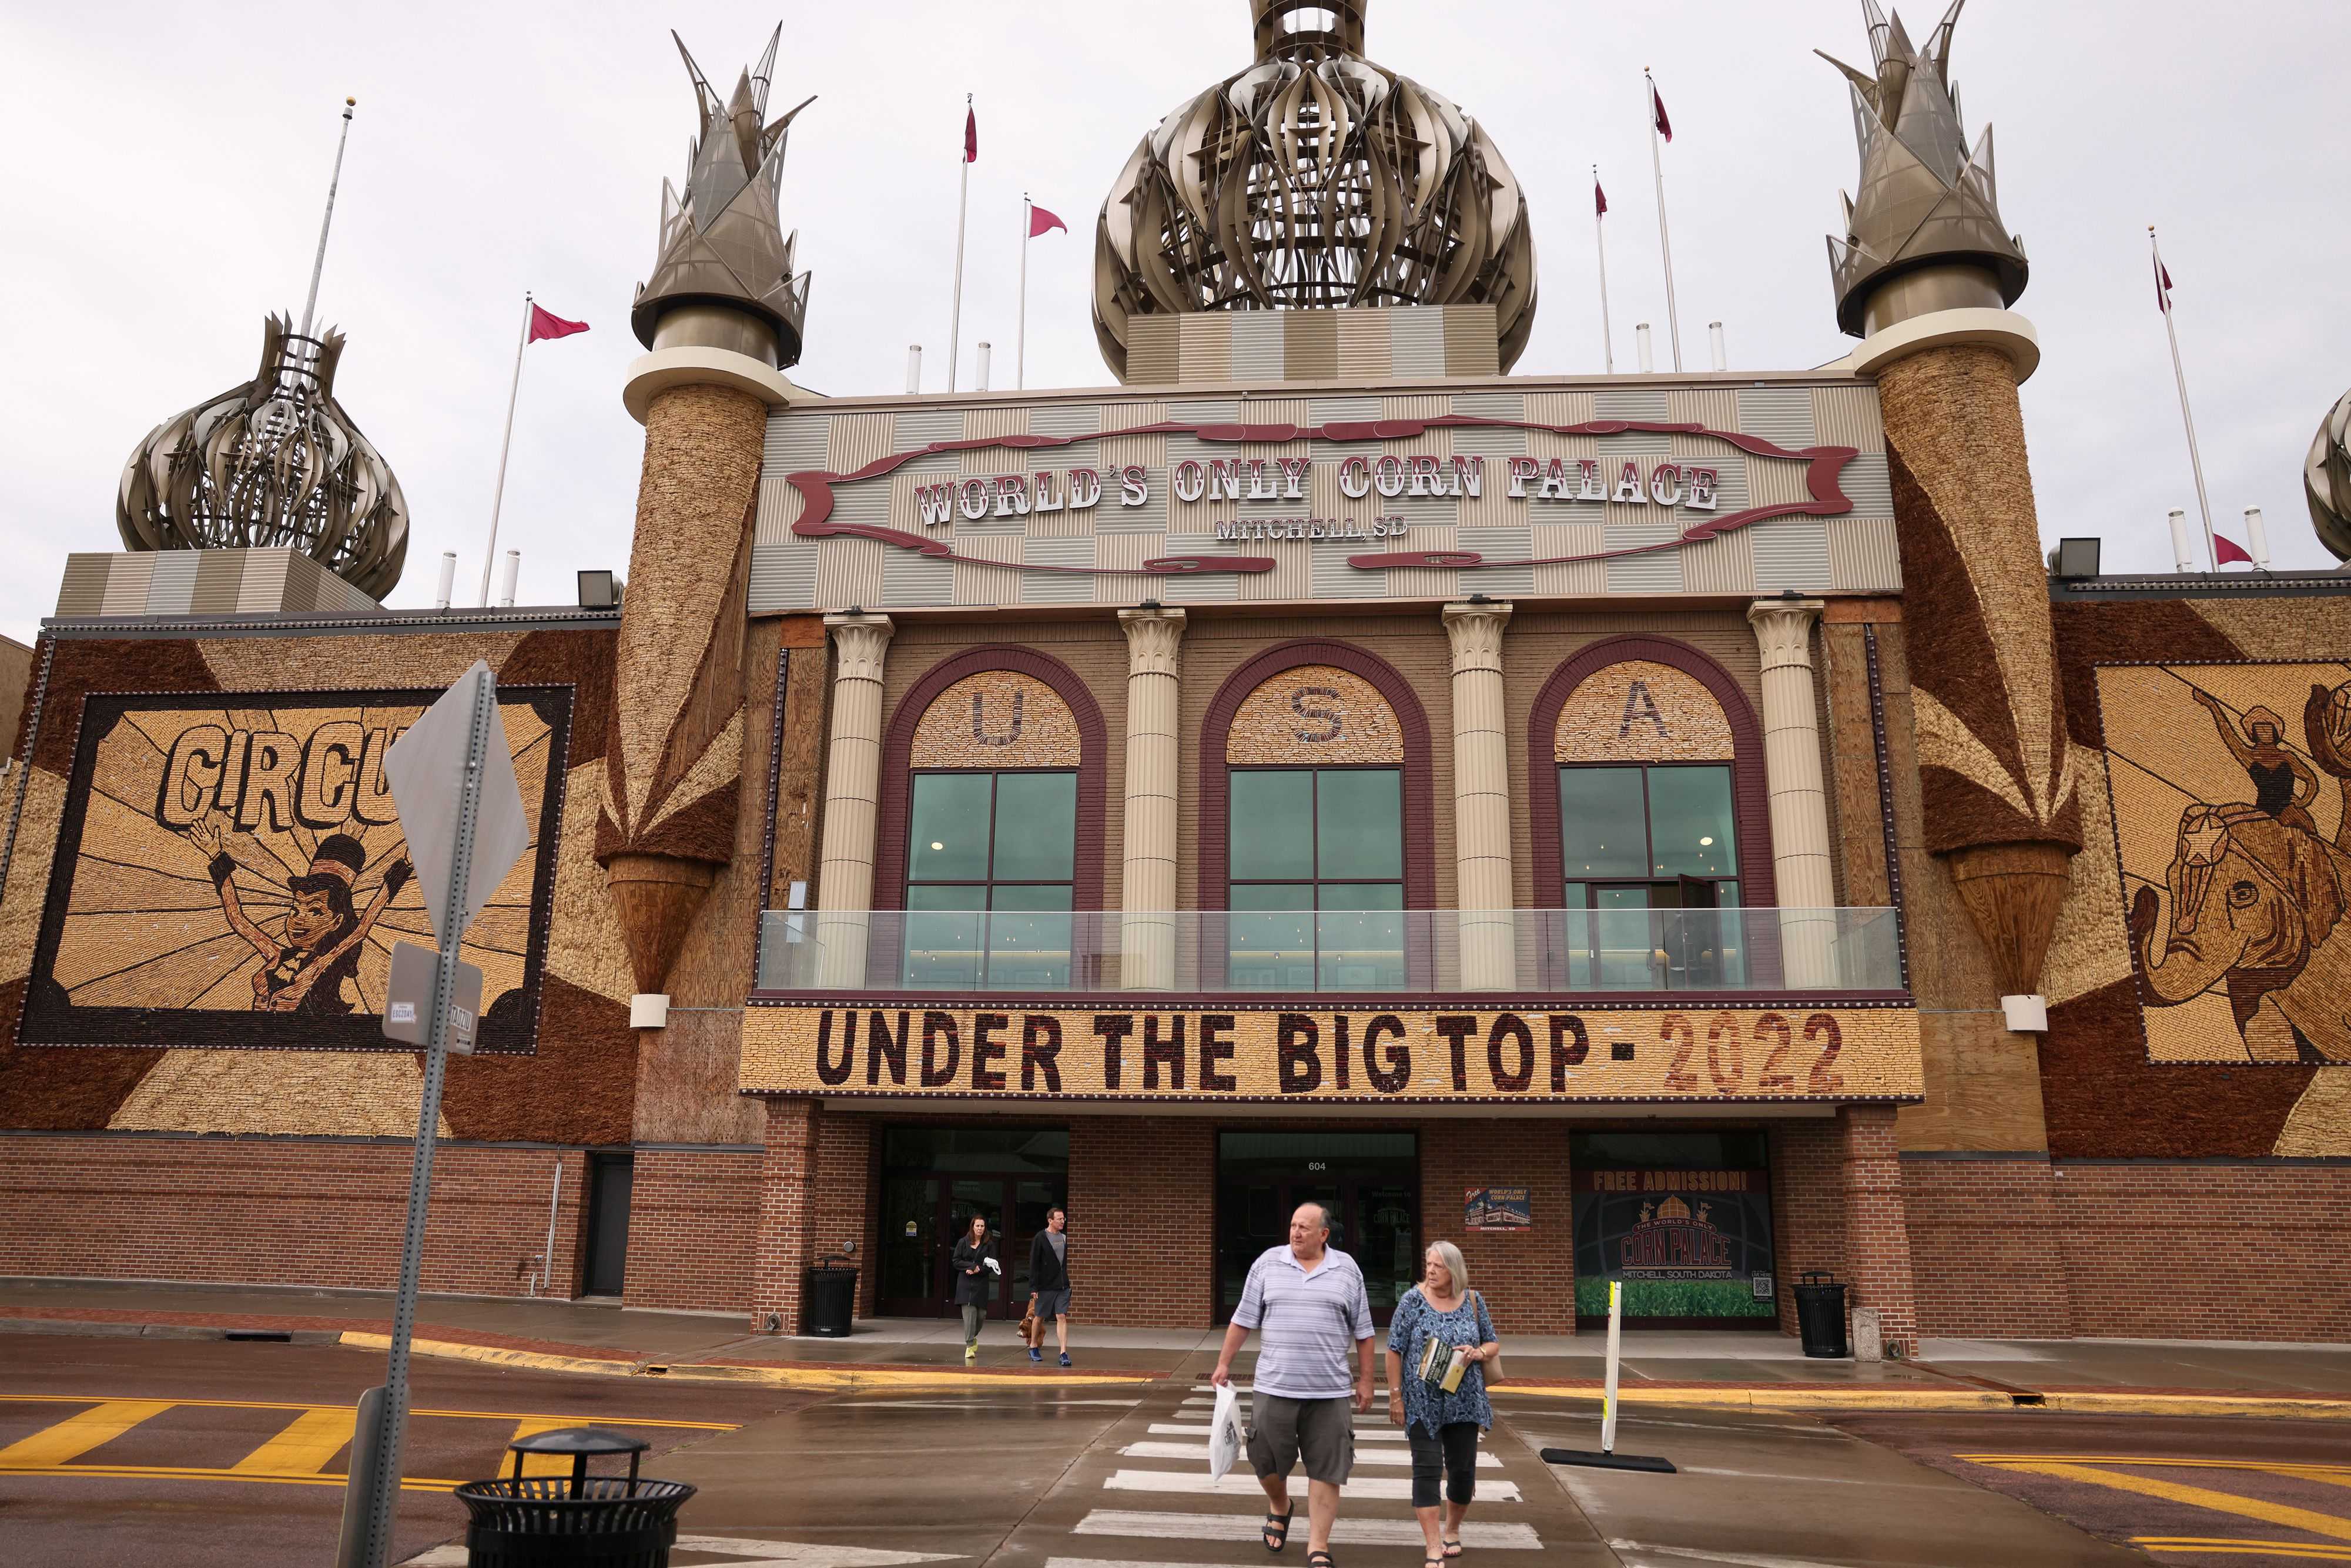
[802,1260,858,1338]
[1793,1271,1849,1359]
[457,1428,694,1567]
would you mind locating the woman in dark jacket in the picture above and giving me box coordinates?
[950,1214,997,1364]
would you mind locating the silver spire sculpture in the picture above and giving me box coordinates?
[117,99,408,599]
[1819,0,2027,337]
[2309,387,2351,562]
[632,27,816,368]
[1091,0,1537,380]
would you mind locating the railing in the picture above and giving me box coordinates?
[755,907,1902,996]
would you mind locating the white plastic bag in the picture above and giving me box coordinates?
[1208,1383,1244,1483]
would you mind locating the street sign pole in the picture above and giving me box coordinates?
[358,666,496,1568]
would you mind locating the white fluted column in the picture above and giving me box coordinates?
[1117,608,1186,988]
[814,613,894,987]
[1443,601,1516,990]
[1747,599,1837,987]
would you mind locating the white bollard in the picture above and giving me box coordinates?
[976,341,992,392]
[1600,1278,1623,1453]
[1635,324,1655,374]
[495,550,519,608]
[1709,320,1726,371]
[433,551,456,611]
[2168,509,2195,573]
[2245,507,2270,567]
[906,344,923,394]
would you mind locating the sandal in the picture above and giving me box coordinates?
[1262,1507,1294,1553]
[1308,1553,1336,1568]
[1443,1540,1463,1559]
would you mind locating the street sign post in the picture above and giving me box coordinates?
[337,661,531,1568]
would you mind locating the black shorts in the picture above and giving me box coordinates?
[1033,1288,1071,1317]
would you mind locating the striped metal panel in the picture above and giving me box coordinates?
[1449,422,1526,458]
[1828,517,1903,591]
[1389,309,1447,377]
[1231,314,1285,380]
[1811,384,1885,452]
[1451,391,1525,421]
[1308,538,1364,599]
[749,541,818,612]
[1750,520,1833,592]
[1593,388,1670,421]
[144,551,199,615]
[1029,404,1103,437]
[1158,537,1240,603]
[1596,428,1673,457]
[882,547,953,608]
[1169,398,1240,422]
[758,411,832,544]
[233,552,288,613]
[1457,526,1533,597]
[1020,536,1097,603]
[1840,451,1893,515]
[1307,396,1381,424]
[1381,492,1461,528]
[892,405,964,475]
[1736,386,1817,449]
[1603,524,1684,592]
[1679,527,1757,595]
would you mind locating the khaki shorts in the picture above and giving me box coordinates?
[1247,1393,1355,1486]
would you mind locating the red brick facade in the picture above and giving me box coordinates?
[1901,1155,2076,1339]
[0,1134,587,1297]
[623,1147,763,1313]
[1418,1119,1577,1334]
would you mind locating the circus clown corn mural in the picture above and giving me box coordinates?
[19,688,569,1053]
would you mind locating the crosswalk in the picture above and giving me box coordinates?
[1051,1382,1552,1559]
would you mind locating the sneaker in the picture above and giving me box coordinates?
[1059,1352,1072,1368]
[964,1344,977,1364]
[1029,1346,1044,1363]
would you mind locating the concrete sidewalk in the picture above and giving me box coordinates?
[8,1276,2351,1416]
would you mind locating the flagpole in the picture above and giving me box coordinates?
[1018,195,1030,391]
[2152,226,2217,571]
[1646,69,1683,371]
[949,94,972,392]
[477,294,533,608]
[298,98,357,349]
[1593,167,1615,374]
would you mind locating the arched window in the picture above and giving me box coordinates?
[1530,638,1773,991]
[875,651,1106,989]
[1201,642,1434,991]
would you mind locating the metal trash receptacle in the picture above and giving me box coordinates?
[456,1428,694,1567]
[1793,1271,1849,1359]
[802,1260,857,1338]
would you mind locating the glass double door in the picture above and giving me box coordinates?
[1215,1132,1419,1324]
[876,1172,1064,1318]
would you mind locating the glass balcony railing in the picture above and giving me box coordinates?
[754,907,1903,996]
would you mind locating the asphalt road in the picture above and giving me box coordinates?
[9,1332,2351,1568]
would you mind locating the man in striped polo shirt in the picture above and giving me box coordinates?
[1212,1202,1376,1568]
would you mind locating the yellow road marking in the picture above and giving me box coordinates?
[1977,1459,2351,1544]
[230,1406,355,1476]
[0,1462,460,1492]
[0,1395,734,1430]
[2133,1540,2351,1562]
[507,1417,578,1479]
[0,1399,175,1468]
[1959,1454,2351,1477]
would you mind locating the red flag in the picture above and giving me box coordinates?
[2214,533,2253,566]
[527,304,589,343]
[1651,81,1672,142]
[2154,254,2174,314]
[964,106,977,164]
[1029,204,1067,238]
[1594,179,1608,217]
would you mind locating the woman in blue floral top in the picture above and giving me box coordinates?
[1383,1241,1500,1564]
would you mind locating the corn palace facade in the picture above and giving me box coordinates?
[2,3,2347,1349]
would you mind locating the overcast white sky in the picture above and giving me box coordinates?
[5,1,2345,642]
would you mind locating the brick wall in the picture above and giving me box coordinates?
[1901,1156,2075,1338]
[1419,1119,1575,1334]
[1838,1105,1920,1355]
[810,1113,876,1315]
[1769,1120,1844,1335]
[1070,1116,1215,1328]
[0,1133,587,1297]
[623,1147,762,1313]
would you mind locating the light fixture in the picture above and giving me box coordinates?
[931,841,945,851]
[1700,836,1714,846]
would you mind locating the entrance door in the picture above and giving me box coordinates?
[581,1152,634,1298]
[1215,1131,1419,1323]
[873,1126,1069,1318]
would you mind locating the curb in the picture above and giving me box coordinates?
[0,1316,342,1346]
[336,1331,1157,1391]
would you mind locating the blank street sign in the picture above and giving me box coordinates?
[381,941,484,1054]
[383,661,531,947]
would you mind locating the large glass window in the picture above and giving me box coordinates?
[904,770,1076,988]
[1228,768,1404,990]
[1559,764,1742,989]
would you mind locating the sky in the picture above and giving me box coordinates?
[5,1,2345,642]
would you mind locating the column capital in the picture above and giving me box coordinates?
[1442,601,1513,669]
[823,612,894,682]
[1747,598,1823,670]
[1117,607,1187,676]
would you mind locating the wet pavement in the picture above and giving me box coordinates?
[11,1322,2351,1567]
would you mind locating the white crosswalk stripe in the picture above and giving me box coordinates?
[1104,1469,1523,1502]
[1121,1440,1498,1469]
[1072,1511,1545,1550]
[1148,1422,1407,1442]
